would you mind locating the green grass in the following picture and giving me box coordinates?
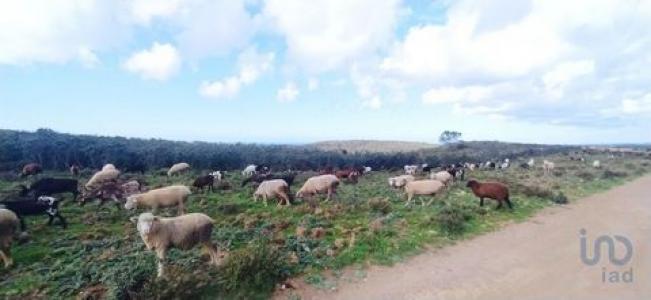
[1,153,650,298]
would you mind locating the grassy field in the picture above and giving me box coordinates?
[1,153,650,299]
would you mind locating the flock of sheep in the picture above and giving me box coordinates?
[0,155,603,278]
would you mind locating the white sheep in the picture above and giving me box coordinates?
[388,175,415,188]
[543,160,555,175]
[131,212,226,278]
[296,174,340,202]
[593,160,601,168]
[242,164,257,177]
[364,166,372,173]
[125,185,191,215]
[404,165,418,175]
[527,158,535,168]
[121,180,143,196]
[500,162,510,169]
[429,171,453,186]
[0,208,19,268]
[253,179,290,206]
[85,169,120,189]
[404,180,445,206]
[102,164,116,171]
[209,171,223,181]
[167,163,190,177]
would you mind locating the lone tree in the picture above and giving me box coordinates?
[439,130,462,144]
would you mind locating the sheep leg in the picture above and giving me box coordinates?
[479,197,484,207]
[405,193,413,207]
[18,216,26,232]
[496,201,503,210]
[426,195,436,206]
[263,195,268,207]
[155,249,167,278]
[505,197,514,209]
[0,250,11,268]
[177,202,185,215]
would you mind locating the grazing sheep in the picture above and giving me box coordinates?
[122,180,144,195]
[69,164,80,176]
[192,175,215,193]
[242,172,296,187]
[527,158,535,168]
[125,185,191,215]
[404,165,418,175]
[102,164,116,171]
[253,179,291,206]
[20,178,79,200]
[167,163,190,177]
[80,181,124,208]
[593,160,601,168]
[543,160,555,175]
[0,208,19,268]
[131,212,226,278]
[466,179,512,209]
[21,163,43,178]
[388,175,415,188]
[0,196,67,230]
[209,171,223,181]
[86,169,120,189]
[429,171,453,186]
[242,164,257,177]
[296,175,340,202]
[404,180,445,206]
[363,166,372,173]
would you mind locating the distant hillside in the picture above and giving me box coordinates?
[310,140,438,153]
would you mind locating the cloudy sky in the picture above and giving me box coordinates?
[1,0,650,144]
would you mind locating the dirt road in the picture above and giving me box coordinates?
[288,175,651,300]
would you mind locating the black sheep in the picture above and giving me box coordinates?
[19,178,79,200]
[0,196,67,230]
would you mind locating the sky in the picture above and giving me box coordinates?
[1,0,650,145]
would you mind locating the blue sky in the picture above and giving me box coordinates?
[1,0,650,144]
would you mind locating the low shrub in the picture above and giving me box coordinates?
[602,169,627,179]
[217,239,290,295]
[551,192,568,204]
[575,171,596,181]
[515,183,554,199]
[436,203,476,235]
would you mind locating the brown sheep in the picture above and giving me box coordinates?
[466,179,513,209]
[21,163,42,178]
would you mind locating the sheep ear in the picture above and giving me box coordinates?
[130,217,138,224]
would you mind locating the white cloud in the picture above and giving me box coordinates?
[362,96,382,110]
[422,86,493,105]
[307,78,319,91]
[617,93,651,115]
[123,43,181,81]
[199,47,274,99]
[0,1,130,66]
[277,81,299,102]
[77,47,100,69]
[129,0,183,25]
[543,60,594,98]
[263,0,402,72]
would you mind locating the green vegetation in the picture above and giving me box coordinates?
[0,153,649,299]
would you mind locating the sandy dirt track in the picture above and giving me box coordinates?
[286,175,651,300]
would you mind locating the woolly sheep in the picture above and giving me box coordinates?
[242,164,257,177]
[543,160,555,175]
[85,169,120,189]
[466,179,512,209]
[593,160,601,168]
[296,174,340,202]
[0,208,19,268]
[363,166,372,173]
[167,163,190,177]
[125,185,191,215]
[527,158,535,167]
[102,164,116,171]
[404,180,445,206]
[429,171,453,186]
[404,165,418,175]
[209,171,223,181]
[131,212,226,278]
[21,163,42,178]
[253,179,291,206]
[388,175,415,188]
